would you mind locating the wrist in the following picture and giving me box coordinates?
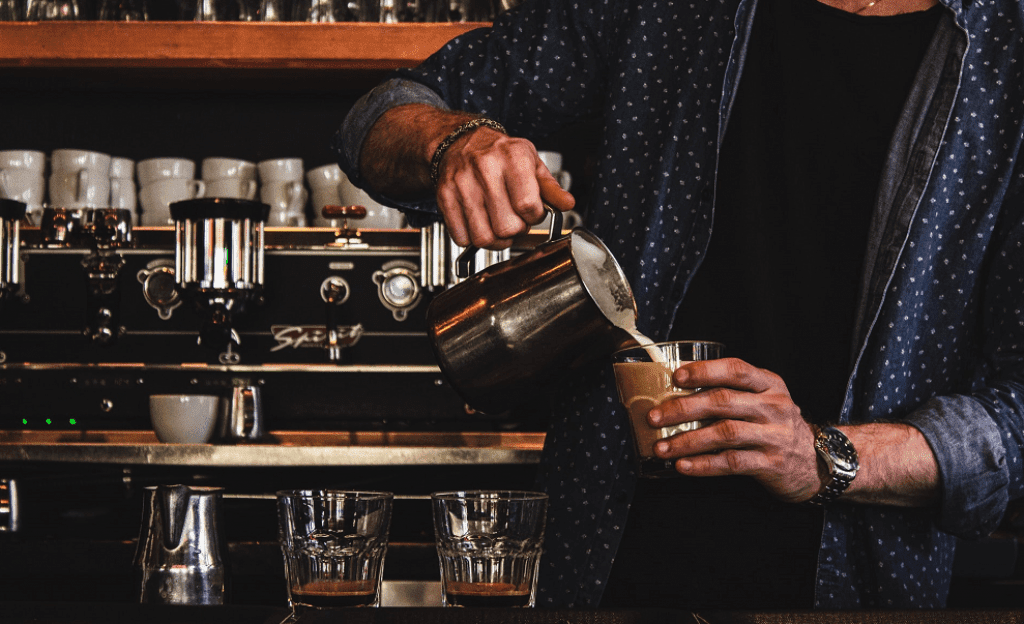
[428,117,508,186]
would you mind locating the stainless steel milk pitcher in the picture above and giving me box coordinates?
[426,209,642,414]
[133,484,228,605]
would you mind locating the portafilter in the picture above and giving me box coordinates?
[170,198,270,363]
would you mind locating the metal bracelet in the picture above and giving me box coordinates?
[429,118,507,186]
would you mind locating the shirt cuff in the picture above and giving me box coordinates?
[904,395,1009,538]
[335,77,448,189]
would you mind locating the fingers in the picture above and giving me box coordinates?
[435,130,573,249]
[673,357,777,394]
[636,357,820,499]
[537,169,576,213]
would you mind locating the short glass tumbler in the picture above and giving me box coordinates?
[431,490,547,608]
[613,340,725,478]
[276,490,393,614]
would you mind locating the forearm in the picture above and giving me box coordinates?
[837,422,940,507]
[360,103,481,199]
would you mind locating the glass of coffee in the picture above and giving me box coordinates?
[276,490,393,616]
[431,490,548,608]
[613,340,725,478]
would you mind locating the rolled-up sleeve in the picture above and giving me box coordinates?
[906,395,1010,538]
[334,78,448,194]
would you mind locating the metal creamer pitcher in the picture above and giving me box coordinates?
[426,210,642,415]
[133,485,228,605]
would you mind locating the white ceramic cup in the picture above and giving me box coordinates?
[137,157,197,187]
[109,177,138,214]
[0,150,46,174]
[51,149,112,176]
[109,156,135,181]
[0,169,46,214]
[202,157,257,182]
[537,150,572,191]
[149,394,221,444]
[257,157,304,182]
[331,166,405,229]
[261,180,307,226]
[139,178,206,226]
[49,169,111,208]
[306,163,344,227]
[205,177,258,200]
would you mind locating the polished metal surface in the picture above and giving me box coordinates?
[0,430,545,467]
[134,484,228,605]
[87,208,134,249]
[0,199,25,298]
[217,384,264,442]
[171,198,269,361]
[0,478,18,533]
[40,207,88,247]
[426,225,638,415]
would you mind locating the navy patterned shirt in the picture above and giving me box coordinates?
[337,0,1024,609]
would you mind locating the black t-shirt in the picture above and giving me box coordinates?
[602,0,943,610]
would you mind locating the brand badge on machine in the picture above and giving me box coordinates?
[270,325,364,352]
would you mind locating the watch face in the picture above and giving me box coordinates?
[824,429,858,478]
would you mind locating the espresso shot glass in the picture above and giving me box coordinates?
[276,490,393,616]
[613,340,725,478]
[431,490,547,608]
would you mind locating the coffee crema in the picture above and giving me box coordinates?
[291,579,377,608]
[444,580,532,608]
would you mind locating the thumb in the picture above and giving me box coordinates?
[538,173,576,213]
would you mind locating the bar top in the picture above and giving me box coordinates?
[2,602,1023,624]
[0,430,545,467]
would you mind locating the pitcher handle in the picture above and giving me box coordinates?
[456,205,563,279]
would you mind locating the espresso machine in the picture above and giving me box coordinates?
[0,199,535,433]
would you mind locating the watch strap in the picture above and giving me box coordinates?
[809,425,859,506]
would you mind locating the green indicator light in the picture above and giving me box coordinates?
[21,418,27,425]
[45,418,52,425]
[69,418,77,426]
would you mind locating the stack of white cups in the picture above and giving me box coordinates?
[109,156,137,223]
[306,163,405,229]
[258,158,307,227]
[49,149,112,210]
[202,157,257,201]
[0,150,46,224]
[137,158,205,226]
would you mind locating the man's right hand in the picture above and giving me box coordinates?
[360,104,575,250]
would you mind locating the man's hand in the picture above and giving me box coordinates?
[435,126,574,249]
[647,358,822,503]
[646,357,941,507]
[360,103,575,250]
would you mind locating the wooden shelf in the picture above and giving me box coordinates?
[0,21,487,70]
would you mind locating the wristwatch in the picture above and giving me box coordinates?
[809,425,859,506]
